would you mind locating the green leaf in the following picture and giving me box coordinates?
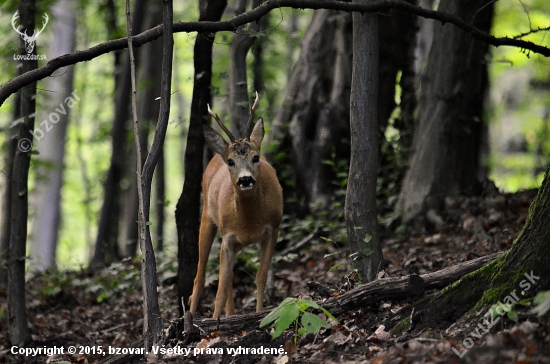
[319,307,338,323]
[363,234,373,243]
[507,310,518,323]
[327,263,342,274]
[531,291,550,317]
[271,303,300,338]
[298,299,320,311]
[361,248,374,257]
[323,251,341,259]
[301,312,330,335]
[260,297,296,328]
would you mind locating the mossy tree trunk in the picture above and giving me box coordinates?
[426,165,550,323]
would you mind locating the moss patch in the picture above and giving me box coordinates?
[389,317,410,336]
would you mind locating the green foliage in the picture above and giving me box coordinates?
[38,271,74,301]
[78,263,140,304]
[490,0,550,192]
[259,297,337,343]
[531,290,550,317]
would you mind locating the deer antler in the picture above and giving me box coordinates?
[207,104,236,142]
[11,11,26,37]
[245,91,260,140]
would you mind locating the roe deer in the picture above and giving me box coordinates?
[189,94,283,318]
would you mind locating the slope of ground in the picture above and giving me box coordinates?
[1,189,548,363]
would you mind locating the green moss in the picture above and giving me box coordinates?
[420,331,439,339]
[389,317,410,336]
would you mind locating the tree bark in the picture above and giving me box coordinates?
[396,0,494,228]
[0,92,20,290]
[266,10,352,212]
[229,0,260,137]
[183,253,499,333]
[8,0,36,346]
[345,0,382,282]
[175,0,228,315]
[122,1,162,257]
[126,0,171,347]
[30,0,76,271]
[423,166,550,325]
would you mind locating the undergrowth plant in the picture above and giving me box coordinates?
[260,297,337,344]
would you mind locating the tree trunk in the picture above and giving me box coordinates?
[266,10,352,212]
[154,149,165,251]
[423,165,550,327]
[396,0,494,228]
[122,1,162,257]
[229,0,260,137]
[175,0,227,315]
[345,0,382,282]
[90,0,147,267]
[267,4,418,214]
[0,94,20,290]
[125,0,171,347]
[30,0,76,271]
[8,0,36,346]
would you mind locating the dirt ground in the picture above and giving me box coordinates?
[1,188,550,363]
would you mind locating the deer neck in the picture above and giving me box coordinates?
[233,183,261,216]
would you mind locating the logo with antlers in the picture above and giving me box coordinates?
[12,11,49,55]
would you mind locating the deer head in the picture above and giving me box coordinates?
[12,11,49,54]
[205,92,263,193]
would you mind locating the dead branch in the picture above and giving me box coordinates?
[275,226,320,257]
[2,0,549,106]
[189,252,501,333]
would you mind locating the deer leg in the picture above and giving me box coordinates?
[256,227,278,312]
[225,271,235,316]
[214,237,237,318]
[189,214,217,316]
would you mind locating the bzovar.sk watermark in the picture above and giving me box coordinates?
[12,10,48,61]
[451,270,540,358]
[16,90,80,152]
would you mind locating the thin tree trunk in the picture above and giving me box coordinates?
[8,0,37,345]
[123,1,162,257]
[229,0,260,137]
[175,0,228,315]
[345,0,382,282]
[0,92,20,290]
[155,149,165,251]
[125,0,171,347]
[90,0,147,267]
[30,0,76,271]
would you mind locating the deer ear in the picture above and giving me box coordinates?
[204,125,229,157]
[249,117,264,146]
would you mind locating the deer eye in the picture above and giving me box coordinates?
[227,159,235,167]
[252,155,260,163]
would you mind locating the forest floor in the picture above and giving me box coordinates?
[1,188,550,364]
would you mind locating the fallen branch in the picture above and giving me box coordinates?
[276,226,320,257]
[2,0,549,105]
[190,252,502,333]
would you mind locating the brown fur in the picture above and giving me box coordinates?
[189,120,283,318]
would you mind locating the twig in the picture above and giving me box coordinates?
[2,0,550,106]
[276,226,320,257]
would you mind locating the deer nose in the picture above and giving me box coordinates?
[237,176,255,189]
